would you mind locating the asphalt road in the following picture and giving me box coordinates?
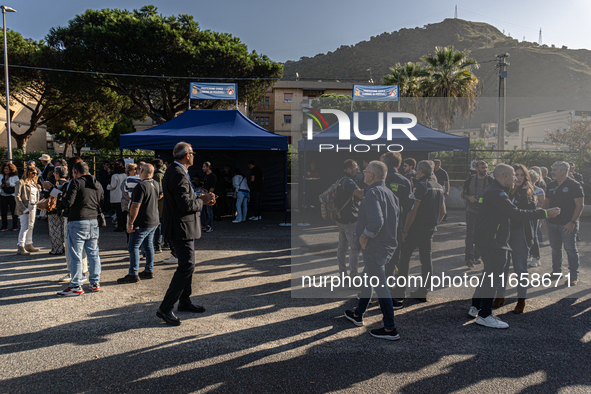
[0,210,589,393]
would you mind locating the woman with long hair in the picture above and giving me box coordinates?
[108,160,127,232]
[15,166,42,255]
[494,164,537,314]
[46,166,68,255]
[0,162,20,231]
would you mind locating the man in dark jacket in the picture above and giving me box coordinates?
[393,160,445,304]
[56,161,104,297]
[461,161,493,268]
[157,142,213,326]
[334,159,364,276]
[344,161,401,341]
[469,164,560,329]
[380,152,414,303]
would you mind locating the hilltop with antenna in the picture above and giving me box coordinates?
[283,18,591,99]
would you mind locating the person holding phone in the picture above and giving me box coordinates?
[157,142,213,326]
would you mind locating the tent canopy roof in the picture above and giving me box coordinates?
[299,111,469,152]
[120,109,288,151]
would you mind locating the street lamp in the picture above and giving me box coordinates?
[2,5,16,162]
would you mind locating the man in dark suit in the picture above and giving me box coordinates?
[157,142,214,326]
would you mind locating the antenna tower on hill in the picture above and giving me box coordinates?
[538,28,542,45]
[454,5,457,18]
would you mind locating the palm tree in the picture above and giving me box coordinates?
[383,62,429,122]
[420,46,480,131]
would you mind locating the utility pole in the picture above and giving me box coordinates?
[496,53,509,156]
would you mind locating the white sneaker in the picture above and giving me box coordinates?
[58,273,71,283]
[248,216,259,221]
[468,306,480,318]
[163,256,178,264]
[528,258,540,267]
[232,220,241,223]
[476,314,509,329]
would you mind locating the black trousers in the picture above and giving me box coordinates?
[472,248,509,318]
[251,191,262,217]
[0,195,17,230]
[392,229,434,298]
[160,239,195,312]
[385,231,403,288]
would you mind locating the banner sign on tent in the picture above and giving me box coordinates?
[190,82,237,100]
[352,84,399,102]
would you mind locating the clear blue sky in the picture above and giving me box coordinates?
[6,0,591,63]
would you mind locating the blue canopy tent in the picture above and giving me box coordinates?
[296,111,470,222]
[120,109,289,213]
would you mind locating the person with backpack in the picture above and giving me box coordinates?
[461,160,493,268]
[334,159,364,277]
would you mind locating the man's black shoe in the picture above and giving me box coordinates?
[156,308,181,326]
[178,303,206,313]
[410,291,427,303]
[117,274,140,284]
[139,271,154,280]
[392,298,404,310]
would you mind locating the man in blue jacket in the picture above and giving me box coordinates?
[344,161,401,340]
[469,164,560,329]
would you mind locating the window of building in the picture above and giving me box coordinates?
[284,93,293,102]
[260,118,264,126]
[255,117,259,124]
[265,117,269,126]
[265,97,269,106]
[284,115,292,124]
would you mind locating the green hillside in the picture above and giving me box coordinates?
[283,18,591,99]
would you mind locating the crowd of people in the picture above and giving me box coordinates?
[1,147,586,337]
[1,149,265,301]
[332,153,583,339]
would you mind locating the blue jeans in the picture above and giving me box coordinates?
[472,247,509,318]
[498,229,530,299]
[355,247,396,330]
[67,219,101,287]
[236,191,248,221]
[128,226,157,275]
[547,222,579,278]
[153,223,162,250]
[204,205,214,227]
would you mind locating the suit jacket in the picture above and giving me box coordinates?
[162,163,203,241]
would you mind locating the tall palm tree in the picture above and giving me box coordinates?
[420,46,480,131]
[383,62,429,122]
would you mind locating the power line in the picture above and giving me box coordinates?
[1,59,497,82]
